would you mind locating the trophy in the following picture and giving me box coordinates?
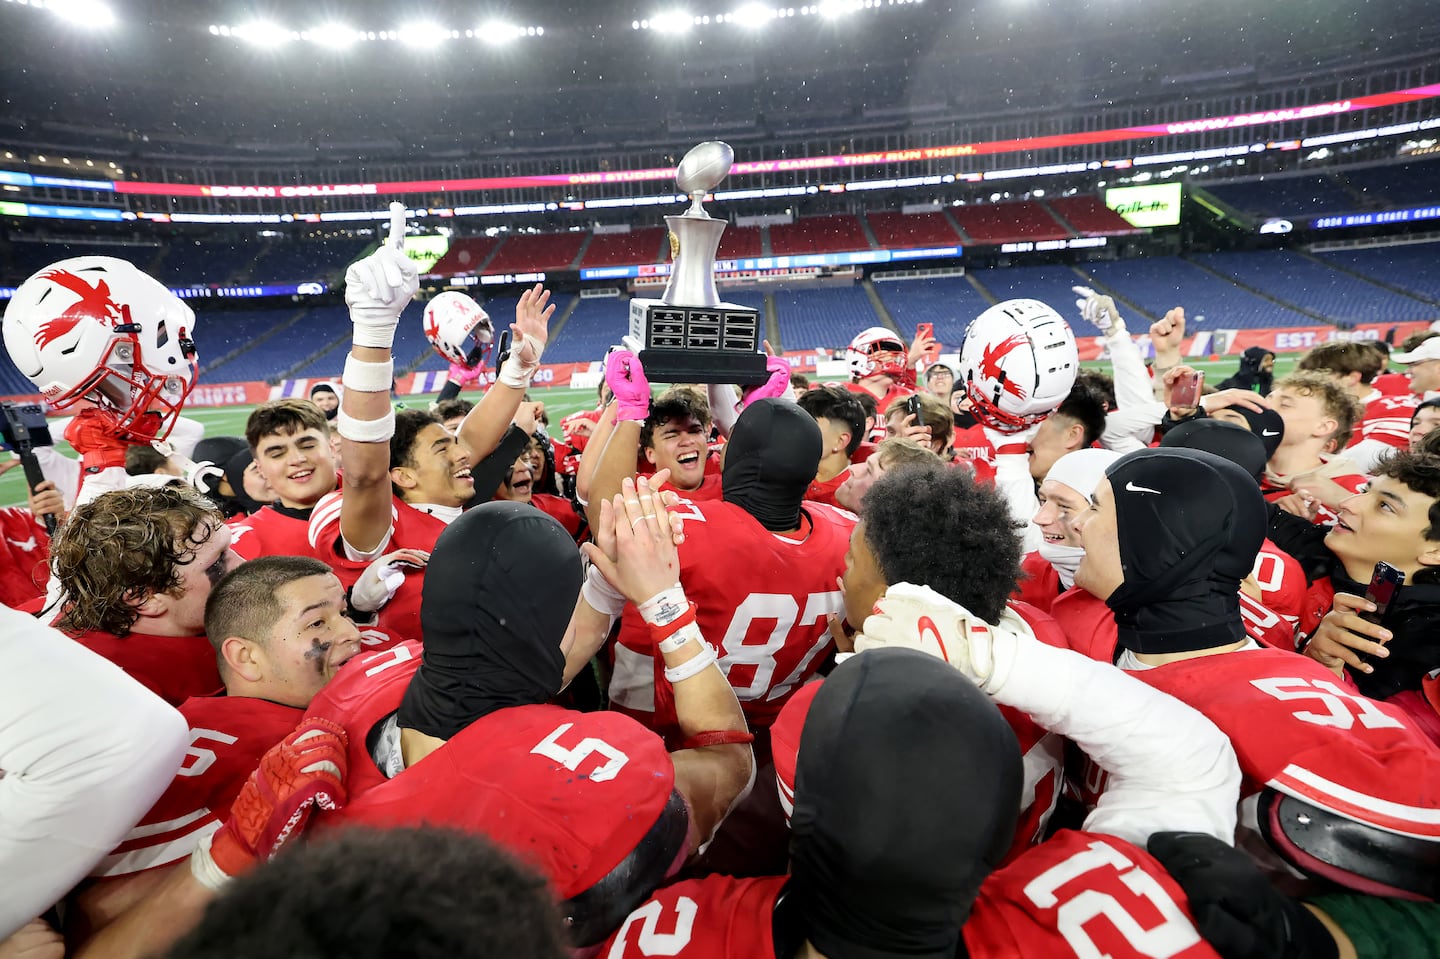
[625,141,769,385]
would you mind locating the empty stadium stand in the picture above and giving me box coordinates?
[1202,175,1356,218]
[951,202,1070,245]
[1044,197,1145,236]
[1318,242,1440,304]
[1342,160,1440,209]
[717,225,763,260]
[543,296,629,365]
[768,215,871,256]
[865,212,962,248]
[770,286,880,351]
[580,228,667,268]
[157,236,264,285]
[247,237,369,284]
[972,264,1089,316]
[1080,256,1320,329]
[483,232,588,274]
[200,305,350,383]
[4,240,163,285]
[427,236,503,276]
[874,276,990,346]
[1194,250,1435,325]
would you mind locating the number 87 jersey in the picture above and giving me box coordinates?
[610,499,855,734]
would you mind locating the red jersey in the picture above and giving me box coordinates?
[1013,553,1063,613]
[1252,539,1306,630]
[69,629,220,706]
[1260,464,1367,527]
[611,500,855,733]
[1352,390,1418,451]
[532,492,587,539]
[803,470,847,508]
[227,503,318,562]
[1373,371,1413,397]
[0,506,49,609]
[93,695,302,878]
[1137,648,1440,839]
[602,831,1217,959]
[307,493,448,643]
[843,379,915,443]
[953,421,997,469]
[306,643,677,900]
[657,472,724,502]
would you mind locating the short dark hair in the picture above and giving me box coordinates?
[204,555,334,664]
[798,385,867,456]
[1054,381,1109,448]
[789,373,811,392]
[859,465,1022,623]
[125,444,170,476]
[1371,449,1440,556]
[850,388,878,421]
[52,485,222,636]
[1298,342,1384,385]
[925,363,954,382]
[1401,330,1440,353]
[165,827,568,959]
[640,387,712,451]
[245,399,329,451]
[1414,398,1440,427]
[1076,370,1117,411]
[435,398,474,423]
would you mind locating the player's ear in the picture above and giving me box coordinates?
[389,465,419,491]
[128,588,165,620]
[643,446,659,467]
[220,635,265,683]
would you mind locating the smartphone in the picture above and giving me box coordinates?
[494,329,513,372]
[915,322,934,342]
[1167,370,1204,408]
[1356,561,1404,664]
[905,394,924,420]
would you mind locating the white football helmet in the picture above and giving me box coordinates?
[3,257,197,442]
[424,291,494,366]
[846,326,909,381]
[958,299,1078,433]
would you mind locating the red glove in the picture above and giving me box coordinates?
[63,408,132,472]
[190,718,349,890]
[741,356,793,408]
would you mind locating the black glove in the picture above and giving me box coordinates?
[1146,832,1339,959]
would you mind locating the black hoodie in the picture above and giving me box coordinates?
[1215,346,1275,395]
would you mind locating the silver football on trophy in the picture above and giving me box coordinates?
[675,141,735,198]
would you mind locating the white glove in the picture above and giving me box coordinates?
[580,558,627,619]
[854,582,1021,692]
[345,203,419,349]
[982,420,1042,457]
[1072,285,1125,337]
[184,460,226,497]
[350,549,428,613]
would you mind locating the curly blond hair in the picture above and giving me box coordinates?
[52,485,222,636]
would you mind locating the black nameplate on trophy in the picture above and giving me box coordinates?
[627,299,770,385]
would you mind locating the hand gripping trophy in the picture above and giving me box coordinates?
[624,141,769,384]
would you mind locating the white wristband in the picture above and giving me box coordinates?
[639,585,688,627]
[343,355,394,393]
[336,408,396,443]
[664,642,718,684]
[581,563,627,618]
[658,621,703,655]
[189,834,232,893]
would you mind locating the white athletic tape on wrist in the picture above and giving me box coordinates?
[351,325,398,350]
[639,585,688,627]
[664,642,718,684]
[498,336,541,388]
[336,408,396,444]
[343,355,395,393]
[189,835,232,892]
[581,563,627,618]
[658,621,703,655]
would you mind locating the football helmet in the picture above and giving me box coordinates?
[3,257,197,443]
[959,299,1078,433]
[846,326,909,381]
[423,291,493,367]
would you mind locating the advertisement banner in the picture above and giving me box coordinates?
[1105,183,1184,228]
[1073,320,1434,362]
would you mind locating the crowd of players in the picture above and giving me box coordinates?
[3,208,1440,958]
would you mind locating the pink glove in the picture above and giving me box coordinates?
[606,350,652,423]
[448,361,482,386]
[742,356,793,408]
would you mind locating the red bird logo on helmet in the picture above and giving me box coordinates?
[423,312,441,342]
[978,333,1029,399]
[33,269,124,350]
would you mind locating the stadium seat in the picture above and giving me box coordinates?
[1318,242,1440,304]
[1081,256,1321,329]
[1045,197,1144,236]
[865,212,961,249]
[770,286,880,351]
[769,216,871,256]
[1194,251,1434,325]
[874,276,990,346]
[580,228,667,268]
[1201,175,1355,218]
[200,305,351,383]
[950,202,1070,244]
[484,232,588,274]
[428,237,504,277]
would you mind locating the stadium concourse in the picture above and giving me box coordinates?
[9,0,1440,955]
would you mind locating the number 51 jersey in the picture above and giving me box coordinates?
[611,499,855,734]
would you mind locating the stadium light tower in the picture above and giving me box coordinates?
[48,0,115,28]
[649,9,694,32]
[397,21,446,46]
[731,4,775,27]
[303,23,361,48]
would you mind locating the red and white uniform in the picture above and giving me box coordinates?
[803,471,847,508]
[1352,390,1418,451]
[532,492,588,540]
[843,380,915,444]
[1013,553,1063,614]
[953,421,997,470]
[1135,647,1440,841]
[68,629,220,706]
[601,831,1219,959]
[1260,459,1368,527]
[305,643,677,901]
[1373,372,1413,397]
[1251,540,1307,631]
[0,506,49,608]
[610,500,854,735]
[227,504,318,562]
[92,695,303,878]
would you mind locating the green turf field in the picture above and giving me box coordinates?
[0,355,1301,509]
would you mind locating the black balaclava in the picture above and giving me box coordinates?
[1104,448,1268,655]
[398,501,582,739]
[722,398,823,532]
[309,382,339,420]
[785,648,1021,959]
[1217,346,1275,395]
[1161,419,1268,482]
[1224,404,1286,460]
[220,448,267,517]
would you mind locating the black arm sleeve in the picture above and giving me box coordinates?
[436,378,463,404]
[464,425,532,508]
[1266,502,1335,585]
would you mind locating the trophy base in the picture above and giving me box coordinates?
[626,298,771,386]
